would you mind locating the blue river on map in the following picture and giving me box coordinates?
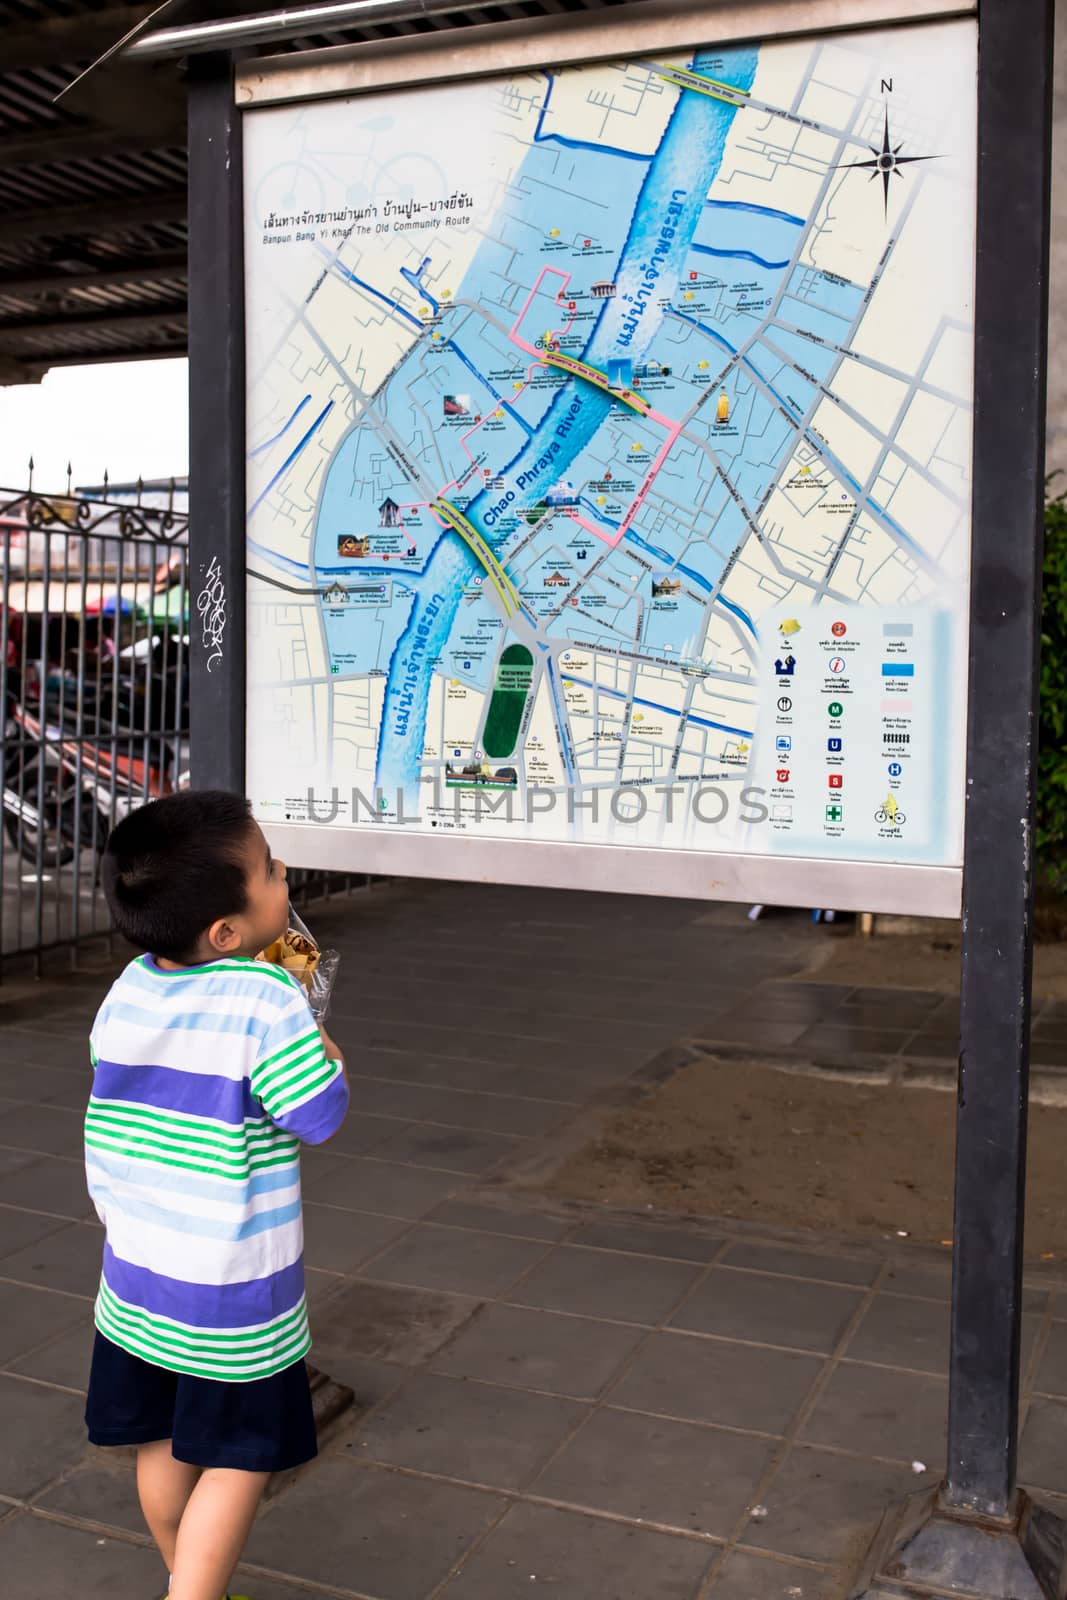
[373,45,760,797]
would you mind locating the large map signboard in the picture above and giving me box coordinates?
[243,16,976,911]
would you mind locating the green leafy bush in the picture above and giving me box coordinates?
[1038,485,1067,893]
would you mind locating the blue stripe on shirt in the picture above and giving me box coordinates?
[92,1060,261,1125]
[103,1242,305,1328]
[272,1068,349,1146]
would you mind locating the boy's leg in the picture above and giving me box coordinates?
[136,1441,201,1574]
[168,1466,269,1600]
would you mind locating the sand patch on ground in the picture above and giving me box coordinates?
[546,1056,1067,1258]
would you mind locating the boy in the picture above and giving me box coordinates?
[84,790,349,1600]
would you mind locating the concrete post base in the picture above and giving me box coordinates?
[850,1486,1067,1599]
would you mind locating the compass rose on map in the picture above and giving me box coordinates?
[838,109,939,217]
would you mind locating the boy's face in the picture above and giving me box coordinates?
[209,823,290,958]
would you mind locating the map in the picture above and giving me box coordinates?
[243,18,976,874]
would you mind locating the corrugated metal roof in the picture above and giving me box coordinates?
[0,0,637,381]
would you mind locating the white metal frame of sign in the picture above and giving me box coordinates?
[236,0,979,916]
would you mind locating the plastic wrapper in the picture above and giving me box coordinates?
[258,905,340,1021]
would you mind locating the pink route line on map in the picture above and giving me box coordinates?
[507,265,685,548]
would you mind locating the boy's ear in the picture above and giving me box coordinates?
[206,918,242,954]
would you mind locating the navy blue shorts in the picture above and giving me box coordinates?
[85,1331,318,1473]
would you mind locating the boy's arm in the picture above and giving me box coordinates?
[251,989,349,1145]
[318,1022,348,1093]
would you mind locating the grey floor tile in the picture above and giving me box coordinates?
[0,1373,88,1496]
[303,1157,463,1218]
[882,1259,953,1300]
[305,1266,345,1306]
[427,1199,571,1242]
[0,1066,89,1107]
[672,1270,863,1354]
[803,1363,947,1464]
[611,1331,823,1435]
[0,1156,94,1220]
[0,1511,163,1600]
[508,1245,701,1325]
[848,987,943,1012]
[838,1000,942,1030]
[848,1294,950,1375]
[423,1090,569,1139]
[9,1316,94,1388]
[347,1076,455,1120]
[20,1078,94,1111]
[433,1303,645,1399]
[0,1103,85,1156]
[441,1501,714,1600]
[364,1224,547,1297]
[1020,1397,1067,1492]
[297,1148,346,1188]
[445,1063,585,1104]
[1023,1283,1052,1313]
[0,1221,103,1298]
[302,1203,412,1275]
[714,989,845,1025]
[1034,1322,1067,1396]
[697,1018,812,1048]
[569,1220,723,1263]
[35,1462,143,1534]
[0,1030,95,1069]
[720,1242,879,1287]
[0,1204,74,1262]
[311,1277,479,1366]
[0,1149,40,1183]
[304,1348,404,1414]
[860,1298,1042,1384]
[711,1550,837,1599]
[742,1444,936,1561]
[325,1112,406,1157]
[351,1371,584,1487]
[1029,1040,1067,1067]
[532,1405,775,1536]
[370,1123,520,1176]
[791,1023,911,1056]
[230,1578,327,1600]
[905,1031,959,1057]
[246,1457,504,1599]
[6,1012,96,1040]
[0,1278,92,1367]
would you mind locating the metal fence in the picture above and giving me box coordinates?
[1,478,190,975]
[0,475,374,978]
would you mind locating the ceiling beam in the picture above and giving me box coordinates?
[0,254,187,300]
[0,356,44,386]
[44,343,187,370]
[0,304,187,343]
[2,5,156,74]
[0,192,186,246]
[0,123,184,172]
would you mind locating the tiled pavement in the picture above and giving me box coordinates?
[1,879,1066,1600]
[692,977,1067,1072]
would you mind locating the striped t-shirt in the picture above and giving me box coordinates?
[85,953,348,1382]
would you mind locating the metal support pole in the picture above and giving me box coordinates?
[187,52,246,793]
[851,2,1057,1591]
[945,0,1054,1521]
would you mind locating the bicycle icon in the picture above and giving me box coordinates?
[874,806,907,825]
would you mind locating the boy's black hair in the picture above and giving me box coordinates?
[102,790,257,961]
